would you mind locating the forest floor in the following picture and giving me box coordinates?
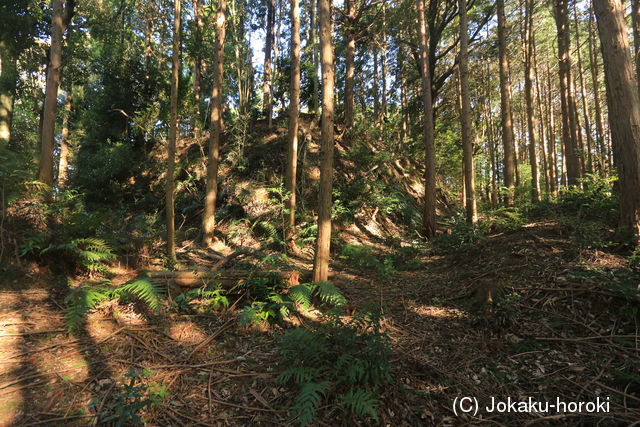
[0,219,639,426]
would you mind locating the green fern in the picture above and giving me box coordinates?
[288,283,314,309]
[277,314,391,424]
[315,281,347,307]
[291,381,330,426]
[64,286,112,332]
[338,389,379,421]
[117,280,165,312]
[65,279,166,331]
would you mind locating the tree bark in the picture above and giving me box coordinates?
[458,0,477,223]
[0,45,16,145]
[166,0,181,261]
[497,0,516,204]
[344,0,355,127]
[285,0,301,252]
[632,0,640,100]
[524,0,540,202]
[594,0,640,239]
[38,0,75,187]
[263,0,275,126]
[58,89,72,187]
[533,41,550,197]
[553,0,581,186]
[312,0,335,282]
[310,0,319,117]
[416,0,437,239]
[192,0,203,137]
[588,9,608,173]
[574,4,594,173]
[202,0,227,246]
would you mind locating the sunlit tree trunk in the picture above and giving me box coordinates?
[166,0,181,261]
[524,0,540,202]
[202,0,227,246]
[312,0,335,282]
[310,0,319,117]
[497,0,516,204]
[192,0,203,137]
[58,89,72,187]
[285,0,301,252]
[263,0,275,126]
[574,4,594,173]
[533,41,550,197]
[416,0,437,239]
[0,45,16,145]
[344,0,355,127]
[588,9,608,173]
[594,0,640,239]
[458,0,476,223]
[553,0,581,186]
[38,0,75,187]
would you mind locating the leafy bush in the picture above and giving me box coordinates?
[558,217,615,250]
[486,207,525,233]
[277,313,392,425]
[65,279,165,331]
[239,279,346,326]
[432,213,488,253]
[339,244,422,277]
[557,174,618,225]
[89,368,166,426]
[172,285,229,314]
[21,235,116,275]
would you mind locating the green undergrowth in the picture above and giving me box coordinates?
[277,312,392,425]
[339,244,423,278]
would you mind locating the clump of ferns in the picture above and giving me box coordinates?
[65,279,165,332]
[38,237,116,276]
[239,279,348,326]
[172,286,229,314]
[276,312,392,425]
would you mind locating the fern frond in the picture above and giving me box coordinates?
[65,287,110,332]
[315,281,347,307]
[277,366,318,385]
[291,381,330,426]
[117,279,165,312]
[339,389,379,421]
[288,283,314,309]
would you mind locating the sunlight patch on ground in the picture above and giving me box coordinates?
[166,321,208,346]
[408,304,467,319]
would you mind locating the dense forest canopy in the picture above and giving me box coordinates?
[1,0,640,424]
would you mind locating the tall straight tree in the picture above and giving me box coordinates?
[166,0,181,261]
[574,4,594,173]
[57,89,72,186]
[497,0,516,204]
[285,0,301,251]
[0,46,17,145]
[312,0,335,282]
[37,0,75,187]
[594,0,640,239]
[202,0,227,246]
[588,8,608,171]
[524,0,540,201]
[631,0,640,99]
[192,0,203,137]
[263,0,275,127]
[458,0,476,223]
[344,0,355,127]
[553,0,581,186]
[416,0,437,238]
